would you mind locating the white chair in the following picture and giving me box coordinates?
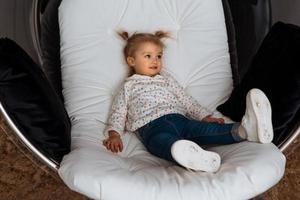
[56,0,286,199]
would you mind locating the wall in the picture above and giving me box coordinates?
[0,0,39,63]
[271,0,300,26]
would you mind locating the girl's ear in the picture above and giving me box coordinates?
[126,56,135,66]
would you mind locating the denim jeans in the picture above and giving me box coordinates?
[137,113,243,163]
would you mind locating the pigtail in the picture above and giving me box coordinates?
[154,30,170,39]
[117,30,129,41]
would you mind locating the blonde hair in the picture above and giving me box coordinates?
[117,30,170,76]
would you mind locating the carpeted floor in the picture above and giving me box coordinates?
[263,136,300,200]
[0,115,299,200]
[0,116,87,200]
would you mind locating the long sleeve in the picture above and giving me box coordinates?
[163,72,212,120]
[106,87,128,135]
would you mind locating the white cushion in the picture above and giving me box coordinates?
[59,120,285,200]
[58,0,286,199]
[59,0,233,130]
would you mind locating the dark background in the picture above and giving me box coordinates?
[0,0,300,64]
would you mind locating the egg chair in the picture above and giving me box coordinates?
[1,0,298,199]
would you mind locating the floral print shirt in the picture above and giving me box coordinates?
[106,71,212,135]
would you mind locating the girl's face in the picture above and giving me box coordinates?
[127,42,163,77]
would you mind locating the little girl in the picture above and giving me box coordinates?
[103,31,273,173]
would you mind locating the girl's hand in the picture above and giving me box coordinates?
[202,116,225,124]
[103,130,123,153]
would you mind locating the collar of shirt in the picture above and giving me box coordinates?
[126,73,163,81]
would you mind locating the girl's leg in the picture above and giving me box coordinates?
[138,114,223,172]
[137,114,185,162]
[182,120,245,145]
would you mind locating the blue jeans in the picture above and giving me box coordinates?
[137,113,244,163]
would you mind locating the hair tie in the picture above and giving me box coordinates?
[154,31,170,39]
[117,31,129,41]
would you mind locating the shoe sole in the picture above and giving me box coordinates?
[247,89,273,143]
[171,140,221,173]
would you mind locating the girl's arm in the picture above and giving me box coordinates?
[103,87,128,153]
[163,71,213,120]
[106,87,128,135]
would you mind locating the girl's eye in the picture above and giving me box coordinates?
[145,55,151,58]
[157,55,162,59]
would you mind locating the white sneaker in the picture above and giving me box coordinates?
[241,88,274,143]
[171,140,221,173]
